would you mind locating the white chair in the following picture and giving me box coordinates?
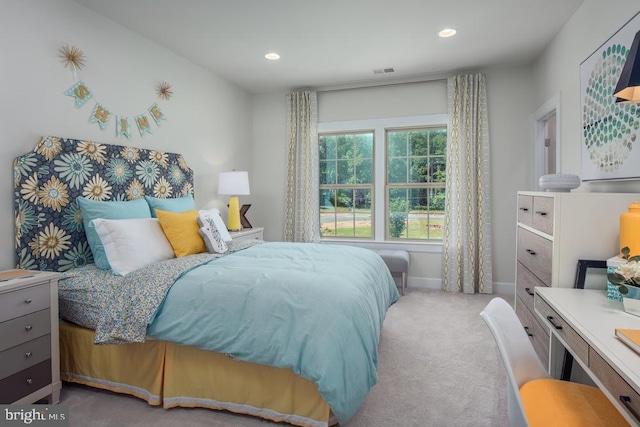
[480,297,629,427]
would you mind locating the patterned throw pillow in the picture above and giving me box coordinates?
[198,213,229,254]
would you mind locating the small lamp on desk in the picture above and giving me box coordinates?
[218,171,250,232]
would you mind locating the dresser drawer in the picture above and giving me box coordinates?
[515,297,549,366]
[0,309,50,352]
[0,284,50,323]
[535,295,588,363]
[516,263,547,315]
[589,348,640,423]
[532,196,554,235]
[0,359,51,404]
[0,335,50,381]
[517,228,552,286]
[517,195,533,227]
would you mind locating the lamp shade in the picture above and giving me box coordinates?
[614,29,640,103]
[218,171,250,196]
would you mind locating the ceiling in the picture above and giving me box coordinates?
[73,0,585,94]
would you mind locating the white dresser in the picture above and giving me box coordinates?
[515,191,638,365]
[0,270,61,404]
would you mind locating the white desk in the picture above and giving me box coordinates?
[535,287,640,426]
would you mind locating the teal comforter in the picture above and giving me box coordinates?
[146,242,399,424]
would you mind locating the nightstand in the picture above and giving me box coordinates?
[0,270,61,404]
[229,227,264,241]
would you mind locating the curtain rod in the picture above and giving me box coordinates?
[314,75,448,94]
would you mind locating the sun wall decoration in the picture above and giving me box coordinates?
[59,44,173,139]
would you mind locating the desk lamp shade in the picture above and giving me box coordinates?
[614,29,640,103]
[218,171,250,231]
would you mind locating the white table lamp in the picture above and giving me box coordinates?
[218,171,250,231]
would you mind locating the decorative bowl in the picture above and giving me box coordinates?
[538,174,581,192]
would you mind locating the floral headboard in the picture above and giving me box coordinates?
[13,136,194,272]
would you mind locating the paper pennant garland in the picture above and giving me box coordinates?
[65,81,93,108]
[63,80,169,138]
[89,103,111,130]
[116,116,131,139]
[135,114,153,136]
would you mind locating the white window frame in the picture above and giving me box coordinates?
[317,114,447,253]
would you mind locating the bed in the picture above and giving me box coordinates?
[13,136,399,427]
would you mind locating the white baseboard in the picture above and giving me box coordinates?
[405,277,514,296]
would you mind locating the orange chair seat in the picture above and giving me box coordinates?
[520,378,629,427]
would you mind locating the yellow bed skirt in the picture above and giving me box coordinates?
[59,322,334,427]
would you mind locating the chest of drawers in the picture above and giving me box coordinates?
[0,270,61,404]
[515,191,638,366]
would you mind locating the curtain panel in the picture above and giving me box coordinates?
[283,91,320,243]
[441,74,493,294]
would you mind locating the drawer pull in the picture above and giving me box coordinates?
[525,287,535,296]
[620,396,640,421]
[25,351,32,358]
[26,378,33,385]
[535,211,547,216]
[519,207,529,212]
[24,298,32,304]
[546,316,563,330]
[25,325,32,331]
[523,326,533,337]
[526,249,537,255]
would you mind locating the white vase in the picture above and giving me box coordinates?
[623,297,640,317]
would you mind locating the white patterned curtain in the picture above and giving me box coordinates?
[441,74,493,294]
[283,91,320,242]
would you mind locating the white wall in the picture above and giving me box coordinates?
[532,0,640,193]
[0,0,252,270]
[252,71,534,290]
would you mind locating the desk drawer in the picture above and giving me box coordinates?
[0,309,50,352]
[516,297,549,366]
[0,284,50,323]
[0,335,51,381]
[518,195,533,227]
[532,196,554,236]
[517,228,552,286]
[535,295,589,363]
[590,348,640,423]
[516,263,547,316]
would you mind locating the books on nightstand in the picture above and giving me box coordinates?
[615,329,640,355]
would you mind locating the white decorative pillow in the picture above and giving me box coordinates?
[197,214,229,254]
[198,209,232,242]
[92,218,176,276]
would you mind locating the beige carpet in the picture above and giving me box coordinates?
[59,289,510,426]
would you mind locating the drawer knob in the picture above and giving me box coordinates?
[24,298,32,304]
[526,249,537,256]
[546,316,563,330]
[525,287,535,297]
[25,351,32,358]
[523,326,534,337]
[519,207,529,212]
[535,211,547,216]
[620,396,640,422]
[25,325,32,331]
[26,378,33,385]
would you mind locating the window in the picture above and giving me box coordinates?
[319,132,374,238]
[318,115,447,243]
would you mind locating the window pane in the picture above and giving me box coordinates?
[429,129,447,155]
[409,157,428,183]
[410,131,428,156]
[430,156,446,182]
[319,160,336,185]
[336,160,353,184]
[388,189,408,238]
[425,188,446,239]
[319,135,337,160]
[388,132,407,157]
[319,189,337,237]
[355,134,373,158]
[356,159,372,183]
[388,158,407,183]
[336,135,353,159]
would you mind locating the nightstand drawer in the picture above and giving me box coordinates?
[0,359,51,404]
[0,309,50,352]
[0,335,51,381]
[0,284,50,323]
[532,196,554,235]
[516,262,547,315]
[517,195,533,227]
[517,228,552,286]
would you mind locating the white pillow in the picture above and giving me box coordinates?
[197,213,228,254]
[92,218,176,276]
[198,209,232,242]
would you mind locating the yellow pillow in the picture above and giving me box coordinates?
[155,209,206,257]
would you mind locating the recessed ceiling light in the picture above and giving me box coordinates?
[438,28,457,38]
[265,52,280,60]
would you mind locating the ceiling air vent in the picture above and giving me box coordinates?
[373,67,395,75]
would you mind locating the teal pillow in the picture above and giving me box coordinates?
[78,197,152,270]
[145,195,196,217]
